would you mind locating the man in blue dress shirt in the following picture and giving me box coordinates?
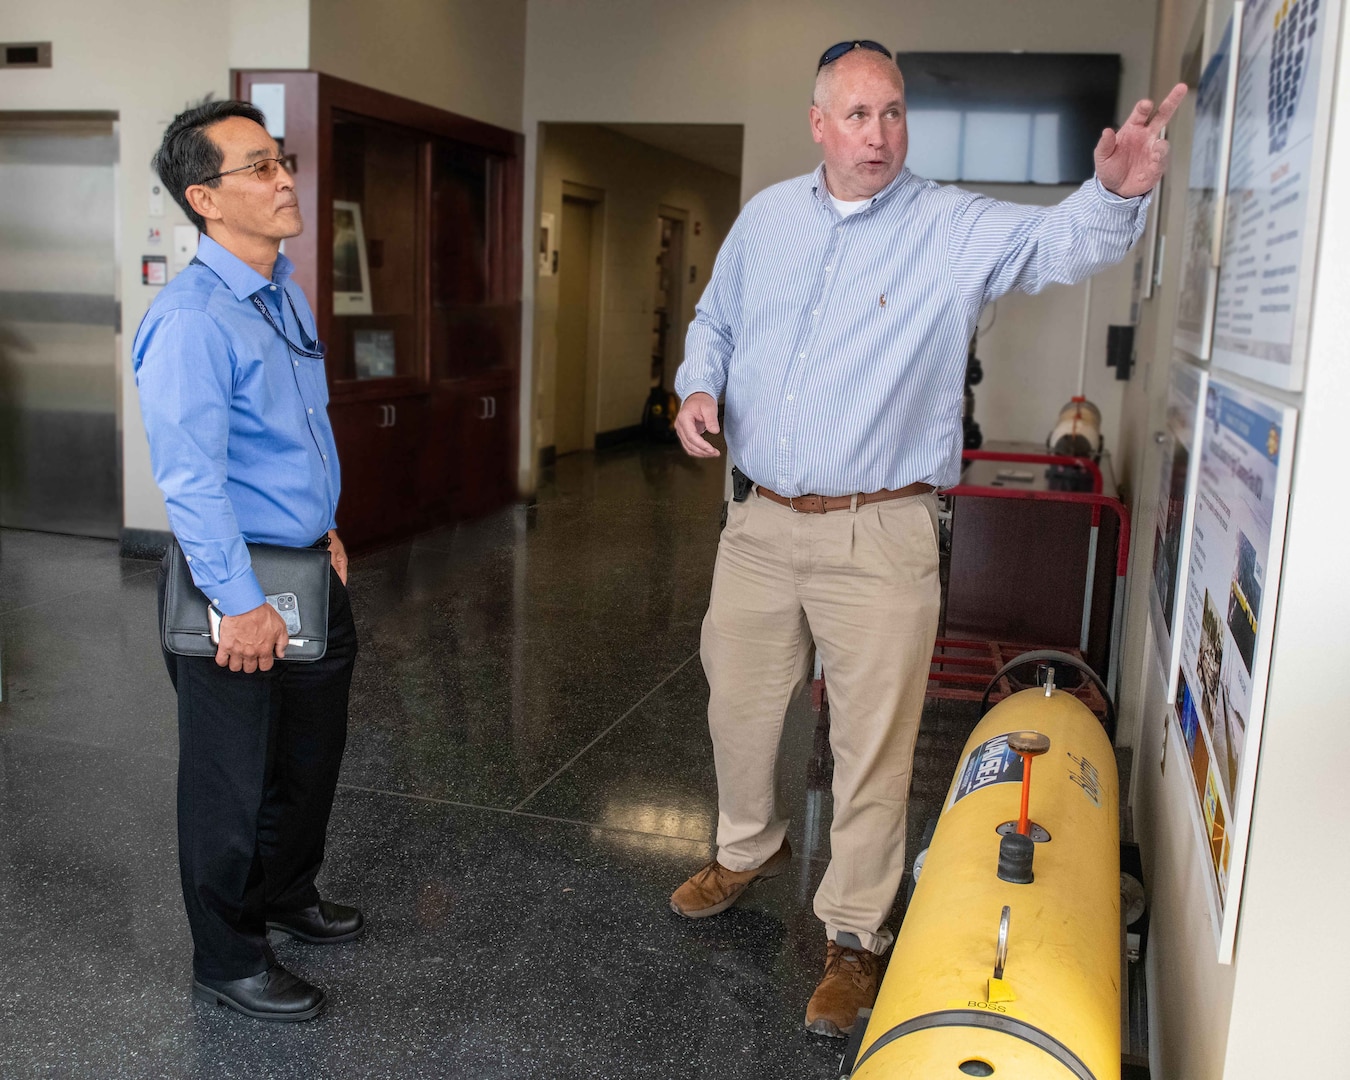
[134,100,360,1022]
[669,41,1185,1036]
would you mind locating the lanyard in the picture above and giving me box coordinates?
[187,255,326,359]
[250,290,326,360]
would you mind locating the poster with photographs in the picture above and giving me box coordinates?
[333,201,373,315]
[1174,376,1296,961]
[1174,8,1241,359]
[1211,0,1340,390]
[1149,357,1207,690]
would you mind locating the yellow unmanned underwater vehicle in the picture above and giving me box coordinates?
[842,652,1122,1080]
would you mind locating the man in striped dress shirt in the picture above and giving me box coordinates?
[669,39,1184,1037]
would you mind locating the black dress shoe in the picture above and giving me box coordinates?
[266,899,365,944]
[192,963,324,1022]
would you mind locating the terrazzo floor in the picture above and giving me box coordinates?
[0,443,982,1079]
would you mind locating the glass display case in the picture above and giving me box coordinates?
[232,69,522,548]
[328,111,423,385]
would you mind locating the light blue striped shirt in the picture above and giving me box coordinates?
[675,165,1149,495]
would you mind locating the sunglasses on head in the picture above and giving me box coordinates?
[817,40,892,71]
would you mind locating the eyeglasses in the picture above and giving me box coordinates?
[197,155,296,185]
[817,40,892,70]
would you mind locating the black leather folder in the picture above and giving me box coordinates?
[161,538,330,662]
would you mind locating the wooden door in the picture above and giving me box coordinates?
[455,375,516,518]
[555,196,595,455]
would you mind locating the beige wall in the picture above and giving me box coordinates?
[308,0,526,131]
[534,125,741,449]
[521,0,1159,491]
[0,0,309,534]
[1118,0,1350,1076]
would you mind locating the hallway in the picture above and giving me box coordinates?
[0,445,976,1079]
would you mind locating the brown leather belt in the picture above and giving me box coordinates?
[754,481,934,514]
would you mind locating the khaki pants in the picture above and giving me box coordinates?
[700,489,940,954]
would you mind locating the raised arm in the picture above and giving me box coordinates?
[945,84,1186,305]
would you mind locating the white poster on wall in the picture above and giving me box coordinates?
[1174,377,1296,961]
[1211,0,1340,389]
[1149,357,1207,692]
[1174,9,1241,360]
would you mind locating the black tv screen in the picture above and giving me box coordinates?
[895,53,1122,184]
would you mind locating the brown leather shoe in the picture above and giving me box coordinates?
[804,941,882,1037]
[669,838,792,918]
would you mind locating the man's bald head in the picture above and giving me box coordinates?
[809,47,910,200]
[813,48,905,116]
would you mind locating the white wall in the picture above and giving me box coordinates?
[0,0,309,534]
[522,0,1159,492]
[533,125,741,451]
[308,0,526,132]
[1117,0,1350,1076]
[1221,51,1350,1060]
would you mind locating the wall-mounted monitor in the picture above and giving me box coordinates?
[896,52,1122,185]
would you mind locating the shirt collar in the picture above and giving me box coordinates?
[195,233,295,301]
[811,163,913,213]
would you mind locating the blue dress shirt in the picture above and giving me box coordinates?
[132,234,341,616]
[674,166,1149,496]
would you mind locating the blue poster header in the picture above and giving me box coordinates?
[1211,389,1282,463]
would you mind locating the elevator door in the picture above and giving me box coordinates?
[0,113,120,538]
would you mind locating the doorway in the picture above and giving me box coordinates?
[554,193,600,456]
[0,112,121,538]
[653,212,685,393]
[531,122,743,476]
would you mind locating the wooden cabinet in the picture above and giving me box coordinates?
[455,375,517,519]
[233,69,523,551]
[328,397,426,550]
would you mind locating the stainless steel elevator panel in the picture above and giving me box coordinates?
[0,113,120,537]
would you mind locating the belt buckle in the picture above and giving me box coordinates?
[788,496,799,513]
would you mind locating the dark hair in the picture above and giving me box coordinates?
[151,98,267,232]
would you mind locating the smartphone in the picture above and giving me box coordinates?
[266,592,303,636]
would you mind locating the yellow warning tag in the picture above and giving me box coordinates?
[986,977,1016,1003]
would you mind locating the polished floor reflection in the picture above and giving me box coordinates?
[0,445,981,1079]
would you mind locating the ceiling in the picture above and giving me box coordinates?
[598,123,744,177]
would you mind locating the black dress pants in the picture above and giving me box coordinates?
[157,559,358,981]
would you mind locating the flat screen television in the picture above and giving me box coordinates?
[895,52,1122,184]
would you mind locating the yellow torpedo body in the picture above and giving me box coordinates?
[850,687,1120,1080]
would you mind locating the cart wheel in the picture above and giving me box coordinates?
[980,649,1116,743]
